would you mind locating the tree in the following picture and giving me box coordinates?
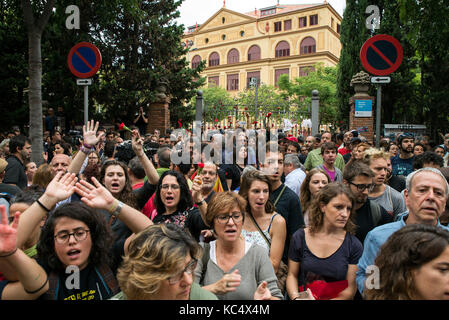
[278,64,339,129]
[191,85,234,124]
[21,0,56,164]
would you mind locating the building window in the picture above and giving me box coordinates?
[299,17,307,28]
[337,23,341,34]
[208,76,219,87]
[310,14,318,26]
[209,52,220,67]
[246,71,260,88]
[284,19,292,31]
[191,55,201,69]
[299,66,315,77]
[331,17,334,29]
[240,30,245,37]
[300,37,316,55]
[275,68,289,85]
[275,41,290,58]
[261,8,276,16]
[222,17,225,24]
[274,21,282,32]
[248,45,261,61]
[205,38,209,44]
[227,49,239,64]
[227,74,239,91]
[222,34,226,40]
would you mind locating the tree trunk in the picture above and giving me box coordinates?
[28,31,44,165]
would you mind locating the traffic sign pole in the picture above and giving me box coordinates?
[84,84,88,126]
[376,85,382,148]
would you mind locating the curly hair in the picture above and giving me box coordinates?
[37,202,114,271]
[205,191,247,229]
[308,182,356,235]
[364,224,449,300]
[238,170,275,215]
[362,147,391,164]
[32,164,53,189]
[100,159,137,209]
[299,168,331,214]
[155,170,192,215]
[117,224,201,299]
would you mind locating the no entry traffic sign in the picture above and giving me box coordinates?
[67,42,102,78]
[360,34,403,76]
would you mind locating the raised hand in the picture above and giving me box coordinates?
[191,176,203,204]
[75,177,115,211]
[253,281,272,300]
[83,120,101,147]
[131,129,144,156]
[44,172,77,204]
[0,206,19,255]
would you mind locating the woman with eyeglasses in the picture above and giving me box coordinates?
[111,224,217,300]
[286,183,362,300]
[299,168,331,226]
[14,172,152,300]
[194,191,283,300]
[152,170,208,242]
[362,148,406,220]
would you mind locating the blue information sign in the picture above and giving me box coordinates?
[355,100,372,117]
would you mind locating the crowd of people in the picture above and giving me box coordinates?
[0,119,449,301]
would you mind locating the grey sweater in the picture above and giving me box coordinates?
[194,241,283,300]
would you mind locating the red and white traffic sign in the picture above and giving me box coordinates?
[360,34,403,76]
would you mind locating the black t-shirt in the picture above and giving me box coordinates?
[298,154,307,164]
[388,175,406,193]
[354,200,392,245]
[270,184,304,263]
[289,228,363,284]
[152,207,208,242]
[133,181,157,210]
[217,167,229,191]
[3,155,27,189]
[38,238,125,300]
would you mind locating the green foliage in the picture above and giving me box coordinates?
[278,64,339,128]
[192,85,234,122]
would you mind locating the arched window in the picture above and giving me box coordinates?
[227,49,239,64]
[209,52,220,67]
[248,45,261,61]
[191,55,201,69]
[275,41,290,58]
[300,37,316,55]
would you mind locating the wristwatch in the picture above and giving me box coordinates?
[111,200,124,217]
[195,199,206,206]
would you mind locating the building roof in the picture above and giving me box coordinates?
[244,3,323,18]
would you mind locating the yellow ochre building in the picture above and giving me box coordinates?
[182,1,342,93]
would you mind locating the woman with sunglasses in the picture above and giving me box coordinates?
[14,172,152,300]
[194,191,283,300]
[112,224,217,300]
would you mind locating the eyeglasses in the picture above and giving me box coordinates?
[215,212,243,224]
[348,181,375,192]
[168,259,198,285]
[161,184,180,190]
[54,228,90,244]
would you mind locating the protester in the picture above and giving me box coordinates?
[286,183,362,300]
[364,224,449,300]
[283,154,306,197]
[3,135,32,189]
[391,133,415,177]
[194,191,282,300]
[316,142,342,182]
[299,168,330,225]
[113,224,217,300]
[356,167,449,295]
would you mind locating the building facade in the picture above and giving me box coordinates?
[182,2,342,94]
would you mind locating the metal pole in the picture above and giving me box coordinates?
[84,85,88,125]
[254,81,258,128]
[311,90,319,136]
[195,90,203,132]
[376,85,381,147]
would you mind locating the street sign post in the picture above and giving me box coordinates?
[360,34,403,147]
[68,42,102,125]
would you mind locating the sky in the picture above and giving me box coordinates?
[175,0,346,29]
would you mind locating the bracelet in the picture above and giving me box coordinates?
[111,200,124,217]
[36,199,50,212]
[24,276,49,294]
[108,199,119,214]
[0,248,17,258]
[83,142,93,149]
[80,146,90,155]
